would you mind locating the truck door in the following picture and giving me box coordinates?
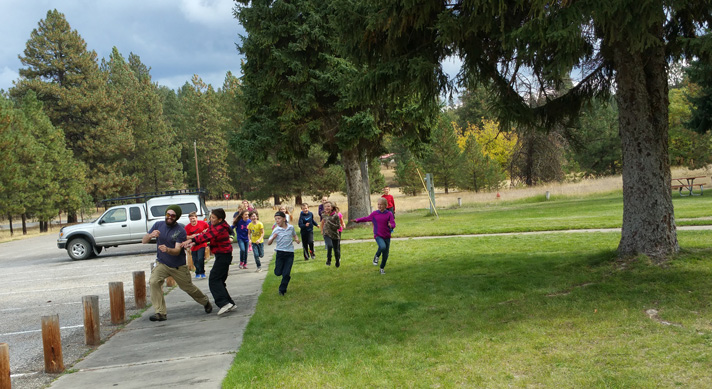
[128,206,148,241]
[94,207,132,245]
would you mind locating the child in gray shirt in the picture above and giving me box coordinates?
[267,211,300,295]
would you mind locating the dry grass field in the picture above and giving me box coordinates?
[227,166,711,219]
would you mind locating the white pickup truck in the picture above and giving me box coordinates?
[57,191,209,260]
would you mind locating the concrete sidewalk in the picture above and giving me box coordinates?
[49,243,276,389]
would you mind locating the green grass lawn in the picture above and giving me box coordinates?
[224,230,712,387]
[310,191,712,240]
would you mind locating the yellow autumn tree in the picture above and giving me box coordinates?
[456,119,517,171]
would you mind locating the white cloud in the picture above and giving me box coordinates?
[179,0,235,27]
[0,67,19,92]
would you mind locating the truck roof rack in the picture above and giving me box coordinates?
[101,188,208,205]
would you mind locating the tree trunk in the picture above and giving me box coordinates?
[21,213,27,235]
[525,141,534,186]
[342,148,371,226]
[360,152,372,213]
[7,214,13,236]
[273,194,281,207]
[68,212,77,223]
[614,39,678,260]
[295,194,303,207]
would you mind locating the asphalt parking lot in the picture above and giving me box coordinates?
[1,233,159,388]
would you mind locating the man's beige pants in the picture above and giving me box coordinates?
[149,262,210,315]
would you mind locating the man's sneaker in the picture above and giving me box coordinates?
[228,304,238,312]
[373,256,379,266]
[149,313,167,322]
[195,274,200,279]
[380,268,385,275]
[201,274,207,278]
[279,291,285,296]
[326,260,331,266]
[310,251,315,259]
[335,259,340,268]
[256,267,262,272]
[218,303,235,316]
[204,302,213,314]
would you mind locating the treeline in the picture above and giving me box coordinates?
[393,64,712,196]
[0,9,354,234]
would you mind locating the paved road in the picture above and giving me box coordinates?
[0,233,158,388]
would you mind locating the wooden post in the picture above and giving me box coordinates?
[82,296,100,346]
[41,315,64,373]
[186,249,195,271]
[0,343,9,389]
[166,277,176,287]
[109,282,125,325]
[133,271,146,309]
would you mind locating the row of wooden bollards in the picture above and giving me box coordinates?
[1,270,155,387]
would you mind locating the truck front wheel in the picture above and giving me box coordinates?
[68,238,93,260]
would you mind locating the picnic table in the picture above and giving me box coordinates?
[671,176,707,196]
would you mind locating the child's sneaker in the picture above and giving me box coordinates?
[380,268,385,275]
[310,251,315,259]
[256,267,262,272]
[373,256,379,266]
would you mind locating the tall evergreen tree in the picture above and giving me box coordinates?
[685,59,712,135]
[567,99,622,177]
[0,96,25,235]
[178,76,233,198]
[12,9,135,202]
[103,48,183,193]
[218,71,249,198]
[423,112,461,194]
[347,0,712,260]
[235,0,434,222]
[457,132,505,192]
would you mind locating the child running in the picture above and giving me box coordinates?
[267,211,300,296]
[247,211,265,272]
[184,211,209,279]
[233,210,251,269]
[351,197,396,275]
[185,208,236,315]
[297,203,318,260]
[320,201,344,268]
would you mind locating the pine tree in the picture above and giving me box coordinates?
[423,112,461,194]
[0,96,25,235]
[685,60,712,135]
[457,132,505,192]
[178,76,232,198]
[103,49,183,193]
[235,0,434,221]
[12,9,135,201]
[350,0,712,259]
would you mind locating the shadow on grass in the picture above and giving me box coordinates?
[229,232,712,387]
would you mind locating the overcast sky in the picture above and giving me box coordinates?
[0,0,244,92]
[1,0,463,96]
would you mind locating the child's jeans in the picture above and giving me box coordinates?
[251,242,263,268]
